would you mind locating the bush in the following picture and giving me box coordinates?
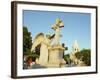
[75,49,91,66]
[64,54,71,64]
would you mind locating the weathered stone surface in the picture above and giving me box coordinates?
[47,45,66,67]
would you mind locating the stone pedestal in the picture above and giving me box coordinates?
[47,45,66,67]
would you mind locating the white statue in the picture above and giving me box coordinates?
[31,33,53,65]
[31,18,65,66]
[51,18,64,45]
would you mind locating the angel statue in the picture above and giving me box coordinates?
[31,33,54,65]
[31,18,64,66]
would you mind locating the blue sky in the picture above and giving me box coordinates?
[23,10,91,54]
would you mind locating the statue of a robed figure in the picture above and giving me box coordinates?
[31,18,66,67]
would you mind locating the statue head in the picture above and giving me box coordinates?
[51,18,64,30]
[56,18,64,28]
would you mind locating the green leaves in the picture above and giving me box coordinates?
[64,54,71,64]
[23,26,39,62]
[75,49,91,66]
[23,26,32,53]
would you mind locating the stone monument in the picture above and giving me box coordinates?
[31,18,66,67]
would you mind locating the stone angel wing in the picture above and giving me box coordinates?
[31,33,44,52]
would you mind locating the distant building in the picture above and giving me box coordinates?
[72,40,80,54]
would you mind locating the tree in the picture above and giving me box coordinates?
[23,26,32,54]
[75,49,91,66]
[23,26,39,63]
[64,54,71,64]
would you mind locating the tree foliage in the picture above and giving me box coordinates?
[64,54,71,64]
[23,26,40,62]
[75,49,91,66]
[23,26,32,54]
[26,53,39,61]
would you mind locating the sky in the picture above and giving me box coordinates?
[23,10,91,54]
